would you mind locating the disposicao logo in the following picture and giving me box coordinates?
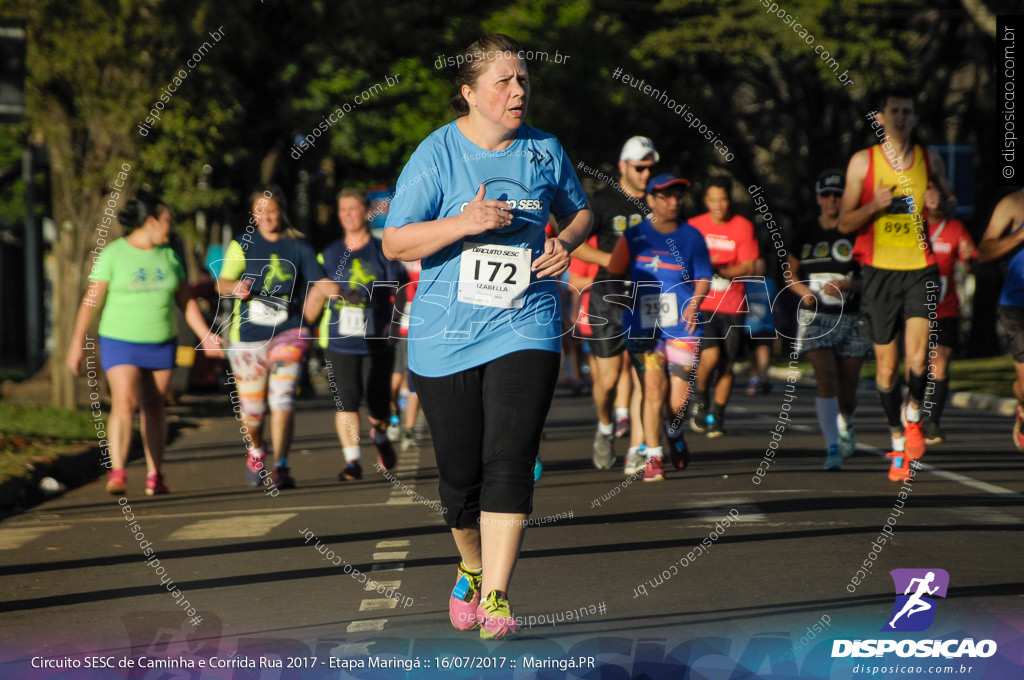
[832,568,998,659]
[883,568,949,632]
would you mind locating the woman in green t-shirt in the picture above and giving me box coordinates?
[67,193,224,495]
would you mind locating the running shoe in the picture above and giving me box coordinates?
[664,424,689,470]
[372,426,397,470]
[338,461,362,481]
[272,465,296,489]
[614,415,630,439]
[145,472,169,495]
[386,413,401,441]
[449,562,482,631]
[246,449,266,487]
[886,451,911,483]
[706,414,725,439]
[623,445,647,476]
[823,444,843,471]
[592,429,615,470]
[1015,405,1024,452]
[533,455,543,482]
[477,590,519,639]
[837,427,856,458]
[922,420,944,445]
[105,469,126,495]
[400,427,418,451]
[643,455,665,482]
[903,421,926,460]
[746,377,759,396]
[689,401,708,434]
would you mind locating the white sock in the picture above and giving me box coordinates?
[615,407,629,421]
[891,433,905,452]
[646,446,663,459]
[343,445,361,463]
[248,445,266,458]
[906,403,921,423]
[837,412,853,432]
[598,421,614,436]
[816,397,840,448]
[627,446,641,456]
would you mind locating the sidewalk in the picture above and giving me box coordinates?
[764,364,1018,416]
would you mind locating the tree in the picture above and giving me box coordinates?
[15,0,236,407]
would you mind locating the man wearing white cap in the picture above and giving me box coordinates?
[574,136,657,471]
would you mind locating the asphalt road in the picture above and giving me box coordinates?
[1,376,1023,679]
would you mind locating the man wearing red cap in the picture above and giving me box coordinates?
[607,173,711,480]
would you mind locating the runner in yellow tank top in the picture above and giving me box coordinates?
[860,143,932,270]
[838,90,950,481]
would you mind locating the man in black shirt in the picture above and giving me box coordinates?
[575,136,657,470]
[785,169,870,470]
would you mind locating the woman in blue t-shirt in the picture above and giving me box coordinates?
[382,33,593,639]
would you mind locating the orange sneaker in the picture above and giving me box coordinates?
[887,452,911,483]
[903,421,926,460]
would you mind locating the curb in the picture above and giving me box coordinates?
[0,444,109,520]
[764,365,1017,417]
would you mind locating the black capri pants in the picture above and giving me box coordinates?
[412,349,560,529]
[323,341,394,422]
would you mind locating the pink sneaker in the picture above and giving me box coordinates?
[449,562,482,631]
[145,472,169,496]
[105,469,126,495]
[476,590,519,639]
[643,455,665,482]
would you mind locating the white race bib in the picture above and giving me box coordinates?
[711,275,731,292]
[809,272,845,306]
[639,293,679,329]
[457,242,531,309]
[338,305,368,337]
[248,298,289,327]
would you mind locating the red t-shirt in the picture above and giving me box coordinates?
[924,214,975,319]
[689,212,759,315]
[398,260,421,337]
[569,235,600,278]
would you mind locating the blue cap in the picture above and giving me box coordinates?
[646,173,690,194]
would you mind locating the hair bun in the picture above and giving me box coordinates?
[118,200,144,228]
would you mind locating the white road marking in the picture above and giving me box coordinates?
[166,513,296,540]
[358,599,398,611]
[855,443,1022,497]
[346,619,387,632]
[375,540,410,548]
[373,551,408,560]
[0,526,68,550]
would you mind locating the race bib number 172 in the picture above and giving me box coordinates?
[457,242,532,309]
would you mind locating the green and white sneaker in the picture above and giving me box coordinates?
[477,590,520,639]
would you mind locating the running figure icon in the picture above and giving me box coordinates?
[888,571,939,628]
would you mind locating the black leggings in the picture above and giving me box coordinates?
[413,350,560,528]
[323,344,394,422]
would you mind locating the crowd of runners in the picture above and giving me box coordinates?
[65,33,1024,640]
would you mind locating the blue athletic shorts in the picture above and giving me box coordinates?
[99,336,176,371]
